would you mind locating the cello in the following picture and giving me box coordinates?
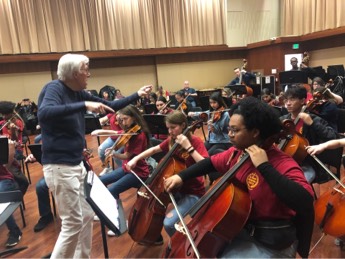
[164,152,252,258]
[308,154,345,254]
[127,120,203,245]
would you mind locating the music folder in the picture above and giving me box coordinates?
[84,171,121,236]
[28,144,42,164]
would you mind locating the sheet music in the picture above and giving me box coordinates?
[89,172,120,229]
[0,202,10,214]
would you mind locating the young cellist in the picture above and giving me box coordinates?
[126,111,208,245]
[164,97,314,258]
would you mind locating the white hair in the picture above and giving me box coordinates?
[57,53,89,81]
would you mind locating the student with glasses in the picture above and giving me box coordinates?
[164,97,314,258]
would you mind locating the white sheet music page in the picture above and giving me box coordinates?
[0,202,11,214]
[89,172,120,229]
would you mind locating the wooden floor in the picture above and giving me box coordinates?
[1,127,345,258]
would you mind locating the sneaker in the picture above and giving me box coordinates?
[107,230,116,236]
[94,215,100,221]
[6,231,22,247]
[34,213,54,232]
[138,235,163,246]
[99,167,112,176]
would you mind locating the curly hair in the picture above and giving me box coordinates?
[230,97,282,141]
[0,101,16,115]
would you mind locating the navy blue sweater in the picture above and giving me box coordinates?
[38,80,139,165]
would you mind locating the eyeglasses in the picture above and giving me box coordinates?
[227,126,246,136]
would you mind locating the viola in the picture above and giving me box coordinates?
[127,120,203,245]
[103,124,141,167]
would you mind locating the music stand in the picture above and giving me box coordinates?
[279,71,308,85]
[84,113,102,146]
[225,84,250,96]
[84,171,122,259]
[28,144,42,164]
[0,137,9,164]
[143,104,158,114]
[143,114,168,139]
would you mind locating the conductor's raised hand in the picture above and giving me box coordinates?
[138,85,153,97]
[85,101,114,114]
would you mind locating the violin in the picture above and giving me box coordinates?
[103,124,141,167]
[127,120,203,245]
[197,108,229,124]
[177,94,191,116]
[158,101,171,115]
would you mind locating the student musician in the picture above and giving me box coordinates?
[126,111,208,245]
[164,97,314,258]
[175,90,192,116]
[156,96,174,115]
[188,92,231,156]
[91,112,124,176]
[280,85,338,183]
[98,105,151,236]
[0,101,25,160]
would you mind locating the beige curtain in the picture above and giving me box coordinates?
[0,0,226,54]
[281,0,345,36]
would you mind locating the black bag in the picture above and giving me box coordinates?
[247,220,297,250]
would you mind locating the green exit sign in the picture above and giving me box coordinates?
[292,43,299,49]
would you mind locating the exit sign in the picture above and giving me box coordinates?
[292,43,299,49]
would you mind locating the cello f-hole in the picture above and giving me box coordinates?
[186,230,199,257]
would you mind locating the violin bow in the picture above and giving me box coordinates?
[129,169,166,208]
[167,192,201,259]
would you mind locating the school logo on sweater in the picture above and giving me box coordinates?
[246,172,259,190]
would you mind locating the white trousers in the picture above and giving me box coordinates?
[44,162,94,259]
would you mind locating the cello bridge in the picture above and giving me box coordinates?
[137,191,150,199]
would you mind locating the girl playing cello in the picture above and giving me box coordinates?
[126,111,208,245]
[164,97,314,258]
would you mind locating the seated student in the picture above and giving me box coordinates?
[175,90,192,116]
[311,86,339,131]
[126,111,208,244]
[0,139,22,247]
[0,101,25,160]
[280,85,338,183]
[164,97,314,258]
[25,154,54,232]
[98,105,151,236]
[188,92,231,156]
[311,77,343,105]
[91,112,124,176]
